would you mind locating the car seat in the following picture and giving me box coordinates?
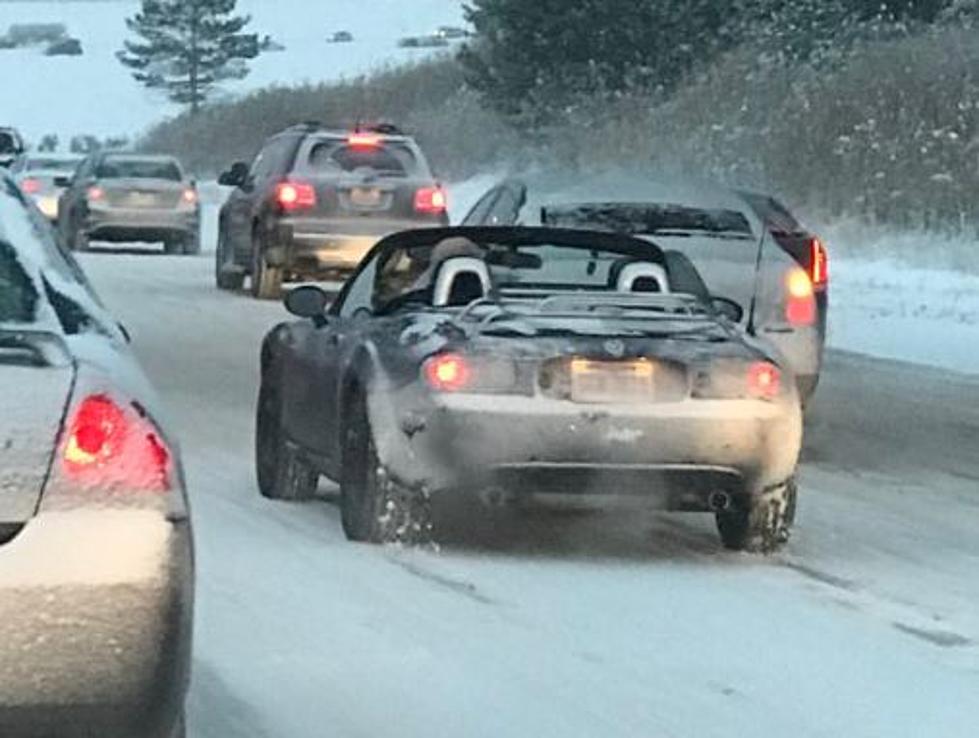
[432,256,492,307]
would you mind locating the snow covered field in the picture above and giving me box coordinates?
[1,0,463,140]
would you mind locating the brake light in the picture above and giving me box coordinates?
[63,394,171,491]
[747,362,781,400]
[423,353,472,392]
[275,180,316,211]
[181,187,198,205]
[785,268,816,325]
[414,186,447,214]
[810,237,828,288]
[348,133,381,148]
[87,185,105,201]
[20,177,42,195]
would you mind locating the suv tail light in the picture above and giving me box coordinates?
[62,394,172,492]
[785,267,816,326]
[87,185,105,201]
[414,186,447,215]
[20,177,42,195]
[275,180,317,211]
[810,237,828,288]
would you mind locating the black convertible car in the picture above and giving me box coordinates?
[256,227,803,552]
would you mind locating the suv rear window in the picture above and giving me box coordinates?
[305,140,418,177]
[96,158,182,181]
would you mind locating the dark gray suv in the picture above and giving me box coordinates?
[215,123,449,299]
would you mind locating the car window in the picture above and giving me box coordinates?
[252,136,296,181]
[303,139,418,177]
[461,189,500,226]
[95,158,183,181]
[335,259,377,318]
[25,157,82,172]
[0,239,39,323]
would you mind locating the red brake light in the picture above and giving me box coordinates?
[182,187,198,205]
[21,177,42,195]
[810,237,828,288]
[87,185,105,201]
[785,268,816,325]
[347,133,381,148]
[747,362,781,400]
[414,186,447,214]
[63,394,171,491]
[275,180,316,211]
[423,353,472,392]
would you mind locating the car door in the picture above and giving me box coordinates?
[281,257,377,468]
[222,149,266,260]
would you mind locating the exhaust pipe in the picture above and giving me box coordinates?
[708,491,731,512]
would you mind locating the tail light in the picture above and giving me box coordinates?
[414,186,447,215]
[810,237,828,289]
[62,394,172,492]
[20,177,42,195]
[181,187,198,205]
[746,362,781,400]
[423,353,472,392]
[785,267,816,326]
[275,180,317,211]
[348,133,381,148]
[87,185,105,202]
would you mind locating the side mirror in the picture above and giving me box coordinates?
[285,285,329,322]
[54,175,72,188]
[218,162,249,187]
[711,296,744,324]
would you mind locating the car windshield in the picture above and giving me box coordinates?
[95,158,182,180]
[305,140,417,177]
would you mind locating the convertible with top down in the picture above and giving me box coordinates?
[255,226,803,552]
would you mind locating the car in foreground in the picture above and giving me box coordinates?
[462,179,828,403]
[256,226,803,552]
[0,126,26,169]
[12,154,83,221]
[0,171,193,738]
[216,123,450,299]
[58,153,201,254]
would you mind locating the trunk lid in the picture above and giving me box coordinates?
[99,178,184,210]
[0,334,74,523]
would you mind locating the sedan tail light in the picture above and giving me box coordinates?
[810,237,828,289]
[20,177,43,195]
[414,186,447,215]
[785,267,817,326]
[181,187,198,205]
[275,180,317,211]
[87,185,105,202]
[62,394,172,492]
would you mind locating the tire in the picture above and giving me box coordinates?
[250,231,283,300]
[715,479,797,553]
[255,380,318,501]
[340,396,431,544]
[215,232,244,290]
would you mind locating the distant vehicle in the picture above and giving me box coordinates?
[13,154,84,221]
[462,179,828,404]
[435,25,470,39]
[58,152,201,254]
[0,168,193,738]
[2,22,67,47]
[328,30,354,43]
[44,36,83,56]
[256,226,802,552]
[216,122,449,298]
[0,126,26,169]
[398,34,449,48]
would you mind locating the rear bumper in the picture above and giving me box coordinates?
[370,388,802,508]
[84,207,198,243]
[0,510,193,738]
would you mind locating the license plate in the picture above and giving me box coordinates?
[570,359,654,403]
[128,192,159,208]
[349,187,382,207]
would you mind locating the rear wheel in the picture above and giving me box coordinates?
[340,396,431,544]
[215,232,244,290]
[255,380,318,501]
[250,231,283,300]
[715,479,797,553]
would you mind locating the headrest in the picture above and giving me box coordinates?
[432,256,492,307]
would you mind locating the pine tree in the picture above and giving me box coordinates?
[118,0,260,114]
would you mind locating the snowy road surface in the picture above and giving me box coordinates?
[78,252,978,738]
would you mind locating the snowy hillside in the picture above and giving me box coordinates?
[1,0,464,142]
